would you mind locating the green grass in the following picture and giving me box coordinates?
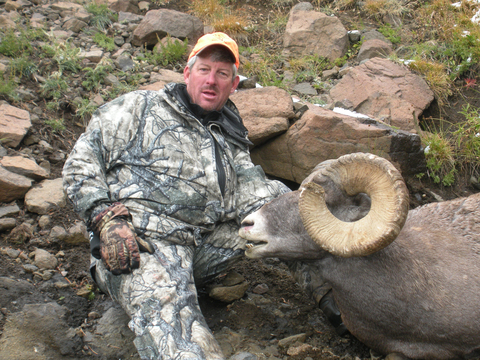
[138,35,188,67]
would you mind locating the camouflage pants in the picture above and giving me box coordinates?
[93,221,246,360]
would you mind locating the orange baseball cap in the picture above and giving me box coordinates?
[188,32,240,69]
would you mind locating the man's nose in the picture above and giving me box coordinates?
[205,71,217,85]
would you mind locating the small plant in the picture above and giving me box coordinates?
[45,117,66,132]
[0,29,32,57]
[364,0,408,19]
[75,98,98,127]
[189,0,248,36]
[422,131,457,186]
[85,2,117,30]
[42,37,82,73]
[0,72,17,100]
[408,60,453,106]
[139,35,188,67]
[378,23,401,44]
[10,55,38,79]
[93,32,116,51]
[455,104,480,172]
[41,71,68,100]
[82,61,114,91]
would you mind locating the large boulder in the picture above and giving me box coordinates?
[132,9,203,47]
[231,87,295,147]
[250,105,425,184]
[283,3,348,62]
[329,58,434,132]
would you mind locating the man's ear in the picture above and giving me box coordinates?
[230,75,240,94]
[183,66,190,85]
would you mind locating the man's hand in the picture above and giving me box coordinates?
[92,203,155,275]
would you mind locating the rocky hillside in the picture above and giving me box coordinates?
[0,0,479,359]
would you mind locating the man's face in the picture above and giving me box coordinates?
[184,54,240,112]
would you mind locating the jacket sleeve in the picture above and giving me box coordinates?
[231,144,291,222]
[62,92,147,222]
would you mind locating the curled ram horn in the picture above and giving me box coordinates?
[298,153,410,257]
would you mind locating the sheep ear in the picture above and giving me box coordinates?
[298,153,409,257]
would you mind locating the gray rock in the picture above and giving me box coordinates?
[34,248,58,270]
[0,167,33,203]
[24,178,67,215]
[293,82,317,96]
[132,9,203,47]
[0,204,21,218]
[0,104,32,148]
[0,218,16,231]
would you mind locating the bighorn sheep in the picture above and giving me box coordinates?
[239,152,480,360]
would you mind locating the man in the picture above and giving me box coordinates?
[63,32,289,359]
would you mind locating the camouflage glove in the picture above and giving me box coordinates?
[91,203,155,275]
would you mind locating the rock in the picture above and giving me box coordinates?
[0,204,21,218]
[0,103,32,148]
[293,82,317,96]
[34,248,58,270]
[0,218,16,232]
[222,271,245,286]
[109,0,140,14]
[357,39,393,62]
[0,277,35,308]
[8,223,33,244]
[287,343,313,356]
[24,178,67,215]
[329,58,434,132]
[118,10,143,23]
[132,9,203,47]
[0,15,16,30]
[0,302,81,358]
[230,352,258,360]
[0,167,33,203]
[62,17,88,33]
[0,155,50,180]
[38,215,52,229]
[278,333,307,348]
[79,49,104,63]
[283,6,348,62]
[250,105,425,183]
[83,304,137,359]
[115,54,136,71]
[231,87,294,146]
[49,225,68,242]
[252,283,269,294]
[209,281,250,303]
[65,222,89,245]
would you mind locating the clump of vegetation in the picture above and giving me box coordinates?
[85,2,117,30]
[421,105,480,186]
[0,29,32,57]
[408,60,453,106]
[378,23,402,44]
[93,32,116,51]
[41,38,82,73]
[422,131,457,186]
[0,72,17,100]
[82,60,114,91]
[190,0,248,37]
[138,35,188,67]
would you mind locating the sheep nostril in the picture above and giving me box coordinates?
[241,219,254,228]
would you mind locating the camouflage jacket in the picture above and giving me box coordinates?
[62,83,289,245]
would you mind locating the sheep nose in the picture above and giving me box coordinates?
[240,218,254,229]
